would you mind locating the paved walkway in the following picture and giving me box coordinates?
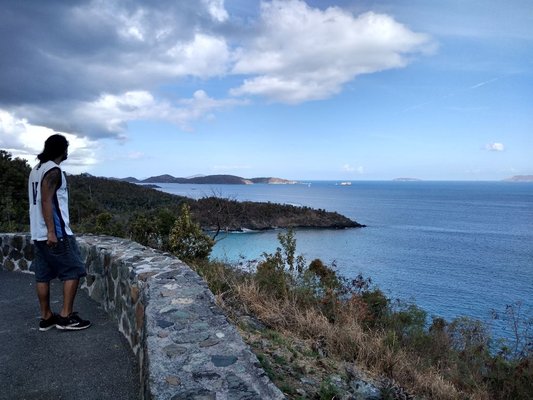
[0,270,140,400]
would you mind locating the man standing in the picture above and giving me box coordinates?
[28,134,90,331]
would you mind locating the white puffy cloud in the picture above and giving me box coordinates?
[163,33,231,78]
[231,0,434,103]
[176,90,249,129]
[486,142,505,151]
[202,0,229,22]
[66,90,247,135]
[0,109,99,173]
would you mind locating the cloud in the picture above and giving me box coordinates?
[343,164,355,172]
[127,151,145,160]
[342,164,364,174]
[202,0,229,22]
[0,2,231,104]
[231,0,434,103]
[0,109,99,173]
[0,0,433,150]
[469,78,499,90]
[11,90,247,138]
[175,90,249,131]
[486,142,505,152]
[0,1,234,134]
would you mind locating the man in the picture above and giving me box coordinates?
[28,134,90,331]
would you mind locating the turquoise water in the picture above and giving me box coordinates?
[156,181,533,339]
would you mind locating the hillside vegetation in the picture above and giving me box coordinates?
[68,175,362,235]
[196,231,533,400]
[0,151,31,232]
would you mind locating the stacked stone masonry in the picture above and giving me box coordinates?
[0,233,285,400]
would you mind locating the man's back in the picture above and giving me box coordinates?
[28,160,73,241]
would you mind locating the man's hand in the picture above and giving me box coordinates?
[47,231,58,247]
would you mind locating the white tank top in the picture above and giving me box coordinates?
[28,161,74,240]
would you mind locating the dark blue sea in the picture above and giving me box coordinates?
[156,181,533,341]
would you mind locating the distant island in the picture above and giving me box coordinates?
[503,175,533,182]
[393,178,422,182]
[119,174,298,185]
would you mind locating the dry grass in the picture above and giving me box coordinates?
[195,232,531,400]
[230,279,479,400]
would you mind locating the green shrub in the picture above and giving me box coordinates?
[361,288,389,325]
[318,377,341,400]
[486,355,533,400]
[190,259,241,295]
[168,203,214,261]
[255,255,291,300]
[128,212,160,247]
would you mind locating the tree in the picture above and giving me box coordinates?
[95,212,113,234]
[128,213,159,248]
[255,228,306,300]
[0,151,31,231]
[155,208,176,251]
[168,203,214,261]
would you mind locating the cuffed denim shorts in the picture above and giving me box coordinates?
[31,236,87,282]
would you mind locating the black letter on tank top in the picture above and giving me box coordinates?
[32,182,38,205]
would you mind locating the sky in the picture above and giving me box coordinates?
[0,0,532,181]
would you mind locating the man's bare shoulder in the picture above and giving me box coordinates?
[42,167,62,190]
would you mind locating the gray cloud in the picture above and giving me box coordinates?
[0,1,221,105]
[0,0,236,137]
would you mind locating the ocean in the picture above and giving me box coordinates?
[155,181,533,341]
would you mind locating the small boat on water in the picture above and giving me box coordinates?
[339,182,352,186]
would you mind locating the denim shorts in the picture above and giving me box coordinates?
[31,236,87,282]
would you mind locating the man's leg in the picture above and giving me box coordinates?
[56,278,90,330]
[36,282,53,320]
[60,279,79,318]
[54,237,90,330]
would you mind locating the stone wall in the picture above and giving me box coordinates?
[0,233,285,400]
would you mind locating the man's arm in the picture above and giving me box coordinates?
[41,168,61,246]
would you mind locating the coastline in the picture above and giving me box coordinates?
[160,180,533,345]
